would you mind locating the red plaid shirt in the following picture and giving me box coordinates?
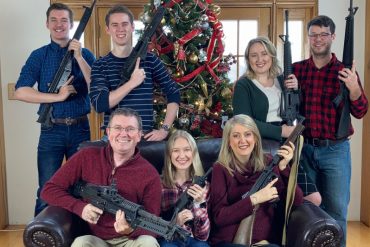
[292,53,368,139]
[161,180,210,241]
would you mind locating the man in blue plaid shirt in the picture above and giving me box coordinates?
[15,3,95,216]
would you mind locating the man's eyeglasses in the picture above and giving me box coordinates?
[308,32,332,39]
[108,126,139,135]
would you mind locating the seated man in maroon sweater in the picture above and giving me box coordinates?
[41,107,162,247]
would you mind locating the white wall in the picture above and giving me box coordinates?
[0,0,49,223]
[319,0,366,221]
[0,0,367,224]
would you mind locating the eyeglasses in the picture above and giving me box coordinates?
[108,126,139,135]
[308,32,332,39]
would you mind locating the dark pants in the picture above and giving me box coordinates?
[160,237,209,247]
[214,242,280,247]
[35,121,90,216]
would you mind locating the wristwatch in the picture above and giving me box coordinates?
[160,124,170,132]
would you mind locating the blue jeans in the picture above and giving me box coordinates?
[300,140,351,247]
[160,237,209,247]
[35,121,90,216]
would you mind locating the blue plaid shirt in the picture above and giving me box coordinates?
[16,40,95,118]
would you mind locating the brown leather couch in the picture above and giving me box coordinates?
[23,138,343,247]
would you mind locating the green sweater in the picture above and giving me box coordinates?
[232,76,284,141]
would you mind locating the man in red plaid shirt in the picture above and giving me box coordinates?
[292,15,368,247]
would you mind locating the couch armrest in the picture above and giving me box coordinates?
[23,206,88,247]
[287,201,343,247]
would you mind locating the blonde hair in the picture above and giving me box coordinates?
[162,130,204,188]
[244,36,282,79]
[217,114,265,175]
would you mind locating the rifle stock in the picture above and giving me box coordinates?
[119,6,165,86]
[241,123,305,199]
[37,0,97,126]
[72,180,190,241]
[333,0,358,139]
[279,10,304,126]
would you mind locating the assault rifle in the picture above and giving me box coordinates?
[118,6,165,86]
[241,123,305,199]
[170,168,213,221]
[37,0,97,127]
[279,10,304,126]
[333,0,358,139]
[72,180,189,241]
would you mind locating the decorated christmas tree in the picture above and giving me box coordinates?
[141,0,235,138]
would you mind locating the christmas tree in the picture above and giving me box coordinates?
[141,0,235,138]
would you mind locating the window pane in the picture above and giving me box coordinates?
[288,20,303,62]
[239,20,258,55]
[133,21,145,46]
[70,21,85,47]
[221,20,238,55]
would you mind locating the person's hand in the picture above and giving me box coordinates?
[284,74,299,90]
[81,204,103,224]
[144,129,169,141]
[250,178,279,205]
[57,76,76,101]
[68,39,83,60]
[338,60,362,100]
[176,209,194,226]
[127,57,146,89]
[277,141,295,170]
[187,184,207,204]
[114,210,134,235]
[281,124,295,138]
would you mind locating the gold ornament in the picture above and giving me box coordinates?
[221,87,232,98]
[199,78,208,97]
[209,4,221,16]
[188,53,199,64]
[170,17,177,25]
[161,17,166,25]
[206,97,213,108]
[173,68,184,78]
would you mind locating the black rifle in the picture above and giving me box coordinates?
[241,123,305,199]
[72,180,189,241]
[333,0,358,139]
[170,168,213,221]
[279,10,304,126]
[118,6,165,86]
[37,0,97,127]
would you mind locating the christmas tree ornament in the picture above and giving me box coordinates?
[209,4,221,16]
[174,68,184,78]
[188,53,199,64]
[221,87,232,98]
[161,17,166,25]
[179,115,190,127]
[198,49,207,62]
[199,77,208,97]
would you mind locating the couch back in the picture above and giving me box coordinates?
[137,138,280,174]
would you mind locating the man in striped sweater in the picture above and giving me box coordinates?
[90,5,180,141]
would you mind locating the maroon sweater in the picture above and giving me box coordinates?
[209,159,303,245]
[41,145,162,240]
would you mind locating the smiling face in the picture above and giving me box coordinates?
[106,12,134,47]
[248,42,272,77]
[308,25,335,57]
[170,137,193,173]
[229,123,256,164]
[106,114,142,157]
[46,9,72,43]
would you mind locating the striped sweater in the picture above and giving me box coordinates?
[90,52,180,131]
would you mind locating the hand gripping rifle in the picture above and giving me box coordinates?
[279,10,304,126]
[170,168,213,222]
[118,6,165,86]
[37,0,97,127]
[72,180,190,241]
[241,123,305,199]
[333,0,358,139]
